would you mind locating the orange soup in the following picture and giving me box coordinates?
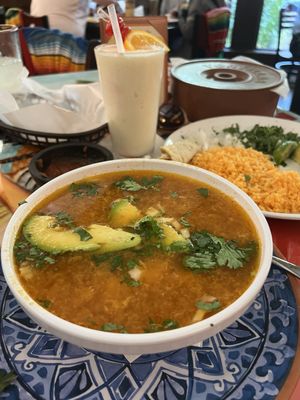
[14,171,260,333]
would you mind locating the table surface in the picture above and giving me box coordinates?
[0,70,299,399]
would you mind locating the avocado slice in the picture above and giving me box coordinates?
[109,198,141,228]
[160,223,188,249]
[87,224,141,253]
[291,144,300,165]
[23,215,100,253]
[23,215,141,254]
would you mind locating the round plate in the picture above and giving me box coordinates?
[165,115,300,220]
[0,264,297,399]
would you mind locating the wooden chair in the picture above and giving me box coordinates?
[19,10,49,29]
[275,7,300,80]
[192,7,230,59]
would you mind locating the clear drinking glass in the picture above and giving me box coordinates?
[94,44,164,157]
[0,24,24,93]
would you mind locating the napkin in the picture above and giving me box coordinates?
[0,79,107,134]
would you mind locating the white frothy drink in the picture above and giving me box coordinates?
[95,44,164,157]
[0,56,23,92]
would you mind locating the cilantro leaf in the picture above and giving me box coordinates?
[184,253,216,271]
[196,299,221,311]
[179,216,190,227]
[185,231,256,270]
[14,239,56,268]
[70,182,99,197]
[197,188,209,198]
[73,227,92,241]
[0,370,16,392]
[168,240,190,253]
[91,253,111,266]
[101,322,127,333]
[53,211,74,228]
[37,299,52,308]
[144,318,179,333]
[115,175,164,192]
[134,216,165,240]
[115,176,144,191]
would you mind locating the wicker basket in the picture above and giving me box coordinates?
[0,119,109,147]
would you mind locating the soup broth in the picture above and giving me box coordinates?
[14,171,260,334]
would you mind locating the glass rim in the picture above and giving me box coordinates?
[0,24,19,33]
[94,43,165,55]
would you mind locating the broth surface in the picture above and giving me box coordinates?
[14,171,261,333]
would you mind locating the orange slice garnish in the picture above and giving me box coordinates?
[124,30,169,51]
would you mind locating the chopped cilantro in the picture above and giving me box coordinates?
[110,255,123,271]
[73,227,92,241]
[184,231,256,271]
[197,188,209,198]
[53,211,74,228]
[144,318,179,333]
[70,182,99,197]
[101,322,127,333]
[37,299,52,309]
[14,239,56,268]
[122,274,142,287]
[91,253,111,266]
[221,123,300,165]
[184,253,216,271]
[127,259,138,269]
[115,175,164,192]
[179,216,190,227]
[115,176,144,191]
[134,216,165,240]
[170,191,178,198]
[196,299,221,311]
[168,240,190,253]
[0,370,16,392]
[140,175,164,189]
[244,174,251,183]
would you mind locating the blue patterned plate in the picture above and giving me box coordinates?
[0,264,297,400]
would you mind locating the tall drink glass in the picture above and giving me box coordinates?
[0,24,23,92]
[95,44,164,157]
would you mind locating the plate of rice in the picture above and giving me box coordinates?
[160,115,300,220]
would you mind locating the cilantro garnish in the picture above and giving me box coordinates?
[244,174,251,183]
[0,370,16,392]
[14,239,56,268]
[53,211,74,228]
[179,216,190,227]
[52,212,92,241]
[91,253,111,266]
[70,182,99,197]
[170,191,178,198]
[144,318,179,333]
[197,188,209,198]
[101,322,127,333]
[72,227,92,241]
[114,175,164,192]
[37,299,52,309]
[222,124,300,165]
[196,299,221,311]
[134,216,165,240]
[184,231,256,271]
[168,240,190,253]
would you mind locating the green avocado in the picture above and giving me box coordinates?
[23,215,141,254]
[109,198,141,228]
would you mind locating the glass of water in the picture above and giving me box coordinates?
[0,24,24,93]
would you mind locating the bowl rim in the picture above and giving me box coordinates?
[29,142,113,185]
[1,158,273,353]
